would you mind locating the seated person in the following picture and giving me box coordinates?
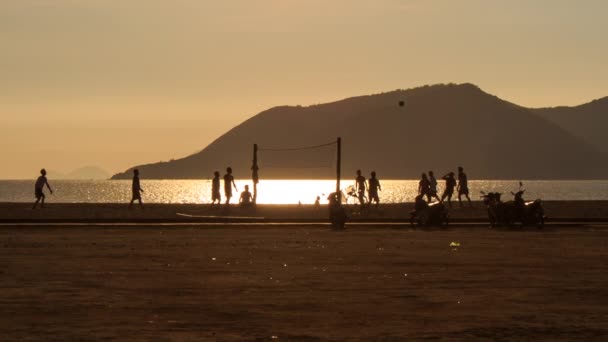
[239,185,253,207]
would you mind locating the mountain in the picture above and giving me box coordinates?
[534,97,608,156]
[112,83,608,180]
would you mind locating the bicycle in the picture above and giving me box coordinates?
[343,185,367,205]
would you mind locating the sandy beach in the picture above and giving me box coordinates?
[2,201,608,223]
[2,221,608,341]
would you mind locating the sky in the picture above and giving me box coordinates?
[1,0,607,179]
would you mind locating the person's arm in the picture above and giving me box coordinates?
[378,181,382,191]
[45,180,53,194]
[232,178,237,191]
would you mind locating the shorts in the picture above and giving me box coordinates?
[369,191,379,202]
[35,188,44,199]
[132,191,141,200]
[225,188,232,197]
[212,191,221,201]
[458,187,469,195]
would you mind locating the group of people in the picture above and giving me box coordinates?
[31,167,255,210]
[211,167,254,208]
[31,166,473,209]
[417,166,472,207]
[353,170,382,208]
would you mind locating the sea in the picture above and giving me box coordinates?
[1,179,608,204]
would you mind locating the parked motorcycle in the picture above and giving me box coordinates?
[481,183,545,228]
[410,195,449,227]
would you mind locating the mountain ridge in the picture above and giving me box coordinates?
[112,83,608,180]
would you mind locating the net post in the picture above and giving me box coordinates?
[252,143,259,204]
[336,137,341,203]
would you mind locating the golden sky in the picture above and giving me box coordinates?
[1,0,607,178]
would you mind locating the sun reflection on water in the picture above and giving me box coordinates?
[1,179,608,203]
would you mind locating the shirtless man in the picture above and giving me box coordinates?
[32,169,53,209]
[355,169,367,208]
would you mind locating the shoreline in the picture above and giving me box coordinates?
[1,201,607,223]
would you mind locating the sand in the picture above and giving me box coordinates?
[2,201,608,223]
[2,224,608,341]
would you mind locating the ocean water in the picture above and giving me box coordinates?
[1,179,608,204]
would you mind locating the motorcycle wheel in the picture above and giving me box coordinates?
[536,213,545,229]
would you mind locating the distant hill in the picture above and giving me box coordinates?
[112,83,608,180]
[534,97,608,156]
[55,166,110,180]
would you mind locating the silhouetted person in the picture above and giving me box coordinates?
[211,171,221,206]
[441,172,456,207]
[457,166,472,207]
[129,169,144,209]
[368,171,382,208]
[314,196,321,208]
[32,168,53,209]
[239,184,253,207]
[418,173,430,200]
[414,194,429,212]
[355,169,367,208]
[428,171,441,202]
[224,167,237,205]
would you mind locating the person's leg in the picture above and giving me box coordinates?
[32,197,40,209]
[40,194,45,208]
[466,193,472,207]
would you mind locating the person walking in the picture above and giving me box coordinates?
[428,171,441,202]
[355,169,367,209]
[211,171,221,206]
[418,173,430,200]
[368,171,382,208]
[441,172,456,207]
[457,166,472,207]
[224,167,238,205]
[129,169,144,209]
[32,169,53,209]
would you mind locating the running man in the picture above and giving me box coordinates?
[355,169,367,207]
[32,168,53,209]
[211,171,221,206]
[129,169,144,209]
[368,171,382,208]
[441,172,456,207]
[224,167,238,205]
[428,171,441,202]
[457,166,472,207]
